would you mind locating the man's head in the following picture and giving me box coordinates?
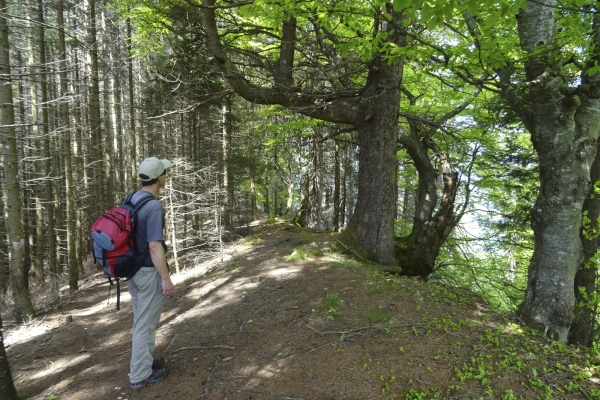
[138,157,172,187]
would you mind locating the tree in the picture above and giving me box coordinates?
[58,0,78,293]
[455,0,600,341]
[0,313,17,400]
[0,0,35,322]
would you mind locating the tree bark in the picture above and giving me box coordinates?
[127,17,137,190]
[88,0,105,222]
[514,0,600,341]
[333,141,341,232]
[568,12,600,347]
[38,0,56,294]
[58,0,78,291]
[0,0,36,321]
[569,137,600,346]
[26,0,45,283]
[221,102,232,227]
[0,313,17,400]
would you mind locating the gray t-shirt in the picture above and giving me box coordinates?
[130,190,165,267]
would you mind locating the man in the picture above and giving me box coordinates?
[128,157,175,389]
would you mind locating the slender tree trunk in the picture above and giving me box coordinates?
[26,0,45,283]
[38,0,56,294]
[0,313,17,400]
[72,48,88,268]
[0,180,7,294]
[58,0,78,290]
[101,0,115,207]
[264,174,270,214]
[221,102,232,227]
[248,123,257,220]
[569,138,600,346]
[333,141,341,232]
[127,18,137,188]
[168,178,179,273]
[88,0,105,221]
[0,0,36,321]
[309,140,322,228]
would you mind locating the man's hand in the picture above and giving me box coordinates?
[149,241,174,296]
[162,276,174,296]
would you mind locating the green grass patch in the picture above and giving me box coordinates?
[361,310,392,323]
[286,248,309,261]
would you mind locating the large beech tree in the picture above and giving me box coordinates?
[201,0,405,265]
[457,0,600,341]
[500,1,600,343]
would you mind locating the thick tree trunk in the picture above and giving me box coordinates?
[516,0,600,341]
[0,313,17,400]
[395,169,460,276]
[393,121,461,276]
[349,114,399,266]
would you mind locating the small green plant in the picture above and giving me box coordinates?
[249,237,263,245]
[404,389,442,399]
[287,248,309,261]
[265,215,277,224]
[66,375,75,385]
[500,389,518,400]
[48,395,58,400]
[378,375,396,395]
[318,293,342,319]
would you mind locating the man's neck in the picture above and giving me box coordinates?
[141,186,160,196]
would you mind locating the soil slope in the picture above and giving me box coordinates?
[4,222,600,399]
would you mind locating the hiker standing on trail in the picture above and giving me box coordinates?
[128,157,175,389]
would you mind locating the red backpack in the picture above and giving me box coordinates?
[90,192,154,309]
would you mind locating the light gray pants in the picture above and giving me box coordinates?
[127,267,165,383]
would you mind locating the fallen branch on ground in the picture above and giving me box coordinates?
[170,345,235,354]
[306,324,378,335]
[335,239,368,262]
[205,356,221,397]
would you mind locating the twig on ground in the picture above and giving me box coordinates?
[280,317,303,332]
[166,333,179,350]
[335,239,368,262]
[579,387,592,400]
[205,356,221,397]
[170,345,235,354]
[306,324,378,335]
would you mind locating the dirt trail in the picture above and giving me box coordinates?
[4,223,599,399]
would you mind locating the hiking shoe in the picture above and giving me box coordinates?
[152,356,166,370]
[130,368,168,389]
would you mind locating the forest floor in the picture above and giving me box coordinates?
[3,221,600,400]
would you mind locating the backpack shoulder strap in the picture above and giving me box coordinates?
[122,191,155,213]
[131,192,156,216]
